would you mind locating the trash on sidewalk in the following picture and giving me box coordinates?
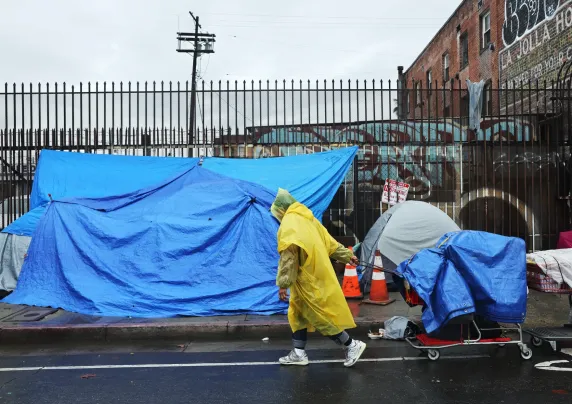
[367,329,385,340]
[80,374,97,379]
[367,316,421,340]
[262,337,270,342]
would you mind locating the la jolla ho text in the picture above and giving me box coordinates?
[501,5,572,70]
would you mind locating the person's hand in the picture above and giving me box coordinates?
[279,288,289,302]
[350,256,359,266]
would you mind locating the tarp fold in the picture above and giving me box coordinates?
[397,231,527,333]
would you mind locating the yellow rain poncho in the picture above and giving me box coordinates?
[271,189,356,336]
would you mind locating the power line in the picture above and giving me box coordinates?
[197,93,204,130]
[199,54,211,80]
[202,12,446,20]
[225,34,378,54]
[208,21,442,27]
[210,19,442,26]
[218,92,253,125]
[207,24,441,30]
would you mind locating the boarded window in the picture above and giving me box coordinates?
[482,81,493,116]
[460,32,469,69]
[426,69,433,94]
[443,53,450,82]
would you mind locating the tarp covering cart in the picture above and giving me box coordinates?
[396,231,532,360]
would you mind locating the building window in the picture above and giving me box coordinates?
[482,80,493,116]
[481,11,491,50]
[461,94,469,126]
[406,91,410,114]
[460,32,469,69]
[443,53,450,82]
[426,69,433,94]
[415,81,421,105]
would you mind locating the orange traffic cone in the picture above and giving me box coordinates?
[342,247,363,299]
[363,250,395,306]
[347,300,361,318]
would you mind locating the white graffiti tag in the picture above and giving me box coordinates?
[503,0,562,47]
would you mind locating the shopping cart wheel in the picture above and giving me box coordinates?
[531,337,542,347]
[520,347,533,360]
[427,349,440,361]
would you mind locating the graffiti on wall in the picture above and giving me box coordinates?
[502,0,562,47]
[500,0,572,87]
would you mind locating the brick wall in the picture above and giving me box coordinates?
[409,1,572,117]
[402,1,572,118]
[499,0,572,89]
[403,1,504,118]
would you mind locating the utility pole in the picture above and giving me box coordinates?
[177,12,215,156]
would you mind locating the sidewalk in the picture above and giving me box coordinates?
[0,290,568,344]
[0,292,421,344]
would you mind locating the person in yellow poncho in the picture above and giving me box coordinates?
[271,188,367,368]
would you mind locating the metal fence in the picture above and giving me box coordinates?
[1,77,571,250]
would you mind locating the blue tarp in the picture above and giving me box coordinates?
[3,147,357,317]
[4,147,357,236]
[396,231,527,334]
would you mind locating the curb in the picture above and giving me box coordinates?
[0,319,383,345]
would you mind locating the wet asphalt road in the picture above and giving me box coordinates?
[0,339,571,404]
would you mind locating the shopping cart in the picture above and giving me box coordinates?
[405,319,531,361]
[358,261,533,361]
[524,260,572,353]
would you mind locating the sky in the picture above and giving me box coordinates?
[0,0,460,85]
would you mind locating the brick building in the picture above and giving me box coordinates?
[398,0,572,119]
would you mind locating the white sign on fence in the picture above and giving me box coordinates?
[381,179,410,207]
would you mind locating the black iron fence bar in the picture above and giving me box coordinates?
[0,80,569,250]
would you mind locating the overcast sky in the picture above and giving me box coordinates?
[0,0,459,85]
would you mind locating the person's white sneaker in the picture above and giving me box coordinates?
[344,340,366,367]
[279,350,309,366]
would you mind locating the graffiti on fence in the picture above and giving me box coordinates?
[246,119,533,145]
[214,118,564,249]
[493,151,559,173]
[233,119,535,199]
[0,118,561,249]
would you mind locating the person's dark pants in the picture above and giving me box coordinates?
[292,328,352,349]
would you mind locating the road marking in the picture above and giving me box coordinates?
[535,360,572,372]
[0,354,489,372]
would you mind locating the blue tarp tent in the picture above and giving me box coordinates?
[4,147,358,237]
[397,231,527,334]
[3,147,357,317]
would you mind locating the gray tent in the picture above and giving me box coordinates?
[359,201,460,292]
[0,233,31,292]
